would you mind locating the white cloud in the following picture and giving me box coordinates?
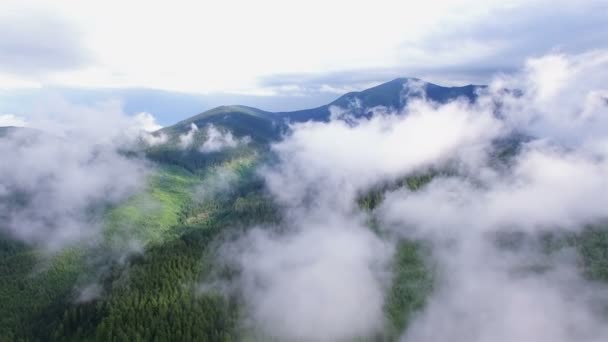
[491,51,608,146]
[380,145,608,237]
[134,112,168,146]
[226,220,391,341]
[216,65,503,341]
[178,123,199,148]
[178,123,248,152]
[377,52,608,341]
[133,112,162,132]
[199,124,241,152]
[4,0,604,93]
[0,100,150,251]
[140,131,168,146]
[266,98,502,211]
[0,113,27,127]
[214,50,608,340]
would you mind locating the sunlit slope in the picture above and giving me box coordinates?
[0,148,275,340]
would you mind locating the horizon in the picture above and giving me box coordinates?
[0,76,481,127]
[1,0,606,126]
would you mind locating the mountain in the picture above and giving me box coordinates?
[159,78,485,143]
[276,77,484,122]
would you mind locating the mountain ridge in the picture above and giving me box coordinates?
[158,77,486,143]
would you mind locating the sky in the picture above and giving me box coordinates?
[1,0,607,125]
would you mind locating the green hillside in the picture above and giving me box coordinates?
[0,146,277,340]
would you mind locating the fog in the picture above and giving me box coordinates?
[216,51,608,341]
[178,123,249,152]
[0,100,156,251]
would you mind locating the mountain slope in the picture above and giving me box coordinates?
[160,105,280,144]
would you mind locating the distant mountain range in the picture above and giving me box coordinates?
[161,78,485,143]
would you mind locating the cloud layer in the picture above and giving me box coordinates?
[216,50,608,341]
[0,100,157,251]
[0,11,89,79]
[2,1,606,96]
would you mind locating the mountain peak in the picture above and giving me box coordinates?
[162,77,486,141]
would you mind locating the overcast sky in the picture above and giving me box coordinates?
[1,0,607,124]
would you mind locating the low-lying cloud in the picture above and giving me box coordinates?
[0,100,158,251]
[200,124,243,152]
[215,50,608,341]
[178,123,249,152]
[178,123,199,148]
[224,219,390,341]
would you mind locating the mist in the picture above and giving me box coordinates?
[213,51,608,341]
[178,123,250,152]
[0,100,156,251]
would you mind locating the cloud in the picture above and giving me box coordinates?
[192,166,239,203]
[0,11,90,78]
[200,124,243,152]
[332,52,608,342]
[0,100,152,251]
[405,1,608,70]
[178,123,199,148]
[380,145,608,237]
[0,113,27,127]
[213,68,503,341]
[140,131,168,146]
[178,123,249,152]
[2,1,605,95]
[213,50,608,341]
[375,51,608,341]
[491,51,608,146]
[398,242,608,342]
[224,220,391,341]
[133,112,162,132]
[133,111,167,146]
[265,97,502,211]
[257,1,608,95]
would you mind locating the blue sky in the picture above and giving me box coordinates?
[1,0,607,126]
